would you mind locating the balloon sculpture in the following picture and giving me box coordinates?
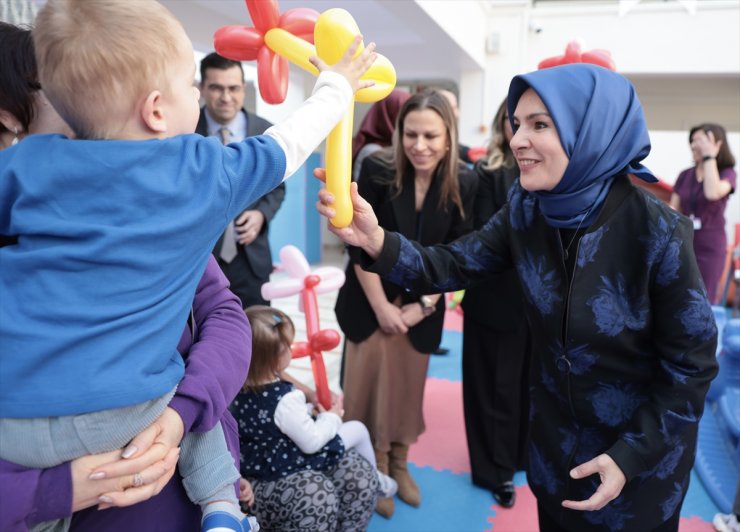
[538,40,616,71]
[261,245,345,410]
[214,1,397,228]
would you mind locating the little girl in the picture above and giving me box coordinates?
[232,305,398,499]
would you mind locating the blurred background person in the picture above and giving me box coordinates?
[196,52,286,309]
[670,123,736,304]
[352,89,410,181]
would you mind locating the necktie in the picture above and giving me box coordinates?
[217,127,238,263]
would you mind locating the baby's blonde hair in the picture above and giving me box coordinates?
[34,0,186,139]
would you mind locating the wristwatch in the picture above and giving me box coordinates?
[419,295,436,316]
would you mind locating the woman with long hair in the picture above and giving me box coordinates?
[335,89,477,518]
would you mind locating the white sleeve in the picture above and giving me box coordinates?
[274,389,343,454]
[264,71,353,181]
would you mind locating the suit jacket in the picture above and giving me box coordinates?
[335,155,476,353]
[195,108,286,281]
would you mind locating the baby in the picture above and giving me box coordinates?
[233,306,398,498]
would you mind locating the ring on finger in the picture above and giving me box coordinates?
[132,472,144,488]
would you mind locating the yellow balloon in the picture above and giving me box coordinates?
[315,9,363,64]
[313,9,396,227]
[355,54,396,103]
[325,104,354,228]
[264,28,319,76]
[261,7,397,227]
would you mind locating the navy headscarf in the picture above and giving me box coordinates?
[507,64,657,228]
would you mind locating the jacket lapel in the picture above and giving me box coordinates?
[391,171,417,239]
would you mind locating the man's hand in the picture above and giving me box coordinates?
[561,453,626,512]
[235,210,265,245]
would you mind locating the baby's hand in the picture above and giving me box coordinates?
[309,36,377,94]
[329,395,344,418]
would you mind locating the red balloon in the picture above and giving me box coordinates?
[279,8,319,43]
[538,40,616,71]
[213,1,319,104]
[213,26,263,61]
[246,0,279,34]
[257,47,288,105]
[310,329,341,353]
[291,341,312,358]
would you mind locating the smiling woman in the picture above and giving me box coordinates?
[318,63,719,532]
[333,89,477,518]
[510,90,569,193]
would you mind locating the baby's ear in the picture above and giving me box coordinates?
[141,90,167,134]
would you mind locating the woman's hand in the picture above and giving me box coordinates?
[238,477,255,507]
[692,129,722,159]
[374,301,409,335]
[86,407,185,509]
[315,171,385,258]
[561,453,626,512]
[400,302,425,328]
[71,446,180,512]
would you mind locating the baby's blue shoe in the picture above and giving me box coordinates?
[201,511,259,532]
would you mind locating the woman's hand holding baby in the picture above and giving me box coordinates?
[83,407,184,509]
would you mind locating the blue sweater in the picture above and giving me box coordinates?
[0,133,285,417]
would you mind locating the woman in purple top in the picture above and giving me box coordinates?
[0,256,251,532]
[670,123,736,304]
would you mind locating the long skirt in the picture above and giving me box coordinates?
[343,328,430,452]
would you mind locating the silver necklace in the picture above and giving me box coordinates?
[562,203,596,261]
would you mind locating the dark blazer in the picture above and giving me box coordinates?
[335,155,476,353]
[195,109,286,287]
[461,161,525,330]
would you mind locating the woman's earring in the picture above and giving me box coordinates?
[11,127,19,146]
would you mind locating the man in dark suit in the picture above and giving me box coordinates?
[196,52,285,308]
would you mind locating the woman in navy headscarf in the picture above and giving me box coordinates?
[316,64,718,531]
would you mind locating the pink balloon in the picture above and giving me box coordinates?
[260,246,346,410]
[261,277,303,300]
[280,245,311,279]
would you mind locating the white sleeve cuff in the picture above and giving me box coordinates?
[264,71,353,181]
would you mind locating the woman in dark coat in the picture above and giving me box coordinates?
[460,99,531,508]
[318,64,718,531]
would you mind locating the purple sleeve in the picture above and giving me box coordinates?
[721,167,737,193]
[168,255,252,433]
[0,459,72,531]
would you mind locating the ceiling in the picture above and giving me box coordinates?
[159,0,482,85]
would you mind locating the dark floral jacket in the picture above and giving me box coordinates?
[365,177,718,530]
